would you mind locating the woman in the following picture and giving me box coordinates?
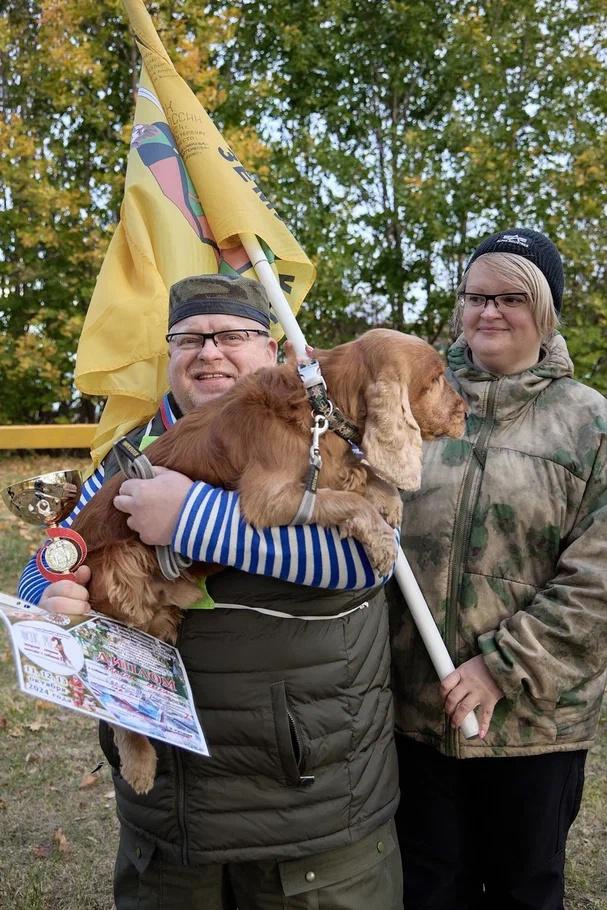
[388,228,607,909]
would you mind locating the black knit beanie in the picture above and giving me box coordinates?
[465,228,564,314]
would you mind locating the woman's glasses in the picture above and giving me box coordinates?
[459,292,529,310]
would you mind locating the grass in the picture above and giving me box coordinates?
[0,453,605,908]
[565,707,607,908]
[0,455,117,910]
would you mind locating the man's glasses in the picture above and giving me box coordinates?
[165,329,270,352]
[459,292,529,310]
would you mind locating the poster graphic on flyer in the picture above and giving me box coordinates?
[0,592,209,757]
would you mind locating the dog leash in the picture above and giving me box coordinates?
[297,359,400,472]
[113,437,192,581]
[297,360,363,448]
[292,413,329,524]
[293,360,371,523]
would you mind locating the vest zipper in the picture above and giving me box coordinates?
[174,621,189,863]
[173,748,189,864]
[287,709,302,767]
[287,708,315,786]
[445,379,500,756]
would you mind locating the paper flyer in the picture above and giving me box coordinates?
[0,591,209,757]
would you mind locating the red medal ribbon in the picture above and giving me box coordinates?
[36,526,88,584]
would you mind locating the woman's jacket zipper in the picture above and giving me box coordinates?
[446,378,500,756]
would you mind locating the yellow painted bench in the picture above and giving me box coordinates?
[0,425,97,449]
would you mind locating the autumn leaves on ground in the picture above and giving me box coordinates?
[0,455,117,910]
[0,454,605,910]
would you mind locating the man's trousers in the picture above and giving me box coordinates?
[113,819,403,909]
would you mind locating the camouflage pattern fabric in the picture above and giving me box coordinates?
[387,333,607,758]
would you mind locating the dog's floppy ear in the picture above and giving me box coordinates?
[361,378,423,491]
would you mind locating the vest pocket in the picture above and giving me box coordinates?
[270,681,314,787]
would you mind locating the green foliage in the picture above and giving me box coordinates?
[1,0,606,422]
[0,0,131,421]
[0,0,235,423]
[211,0,607,381]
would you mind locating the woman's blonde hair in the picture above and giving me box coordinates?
[451,252,561,338]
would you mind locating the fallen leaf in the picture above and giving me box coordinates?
[34,700,56,712]
[104,790,115,799]
[8,726,24,738]
[0,717,7,730]
[79,772,99,790]
[33,842,52,859]
[26,721,48,732]
[53,828,70,854]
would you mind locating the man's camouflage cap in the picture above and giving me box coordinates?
[168,274,271,330]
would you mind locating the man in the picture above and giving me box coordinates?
[19,275,402,910]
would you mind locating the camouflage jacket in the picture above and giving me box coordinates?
[387,333,607,758]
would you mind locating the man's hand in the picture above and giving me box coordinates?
[39,565,91,615]
[440,654,504,740]
[113,466,193,546]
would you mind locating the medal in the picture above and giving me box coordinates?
[35,526,88,583]
[45,538,79,573]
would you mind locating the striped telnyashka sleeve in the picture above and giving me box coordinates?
[17,470,398,601]
[172,482,399,590]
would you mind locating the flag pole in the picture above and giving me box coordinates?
[240,234,310,360]
[240,232,479,740]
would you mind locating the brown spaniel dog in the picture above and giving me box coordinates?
[72,328,465,792]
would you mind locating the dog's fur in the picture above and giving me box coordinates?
[72,329,465,792]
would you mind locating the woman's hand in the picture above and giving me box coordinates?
[440,655,504,739]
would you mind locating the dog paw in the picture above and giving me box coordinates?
[364,525,397,575]
[339,517,396,576]
[121,754,157,795]
[363,480,403,529]
[117,732,158,795]
[377,496,403,529]
[338,516,360,541]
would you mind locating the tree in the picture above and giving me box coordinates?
[0,0,246,423]
[1,0,606,423]
[211,0,607,386]
[0,0,131,422]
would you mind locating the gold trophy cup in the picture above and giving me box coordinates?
[2,470,87,582]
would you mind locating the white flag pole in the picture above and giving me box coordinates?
[239,232,479,739]
[240,234,309,360]
[393,553,479,738]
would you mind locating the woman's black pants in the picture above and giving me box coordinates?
[395,734,586,910]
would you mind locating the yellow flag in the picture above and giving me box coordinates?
[76,0,315,465]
